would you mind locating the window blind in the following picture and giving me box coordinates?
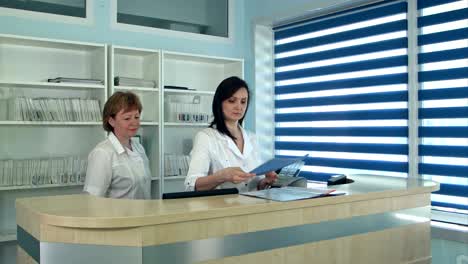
[417,0,468,211]
[274,1,409,181]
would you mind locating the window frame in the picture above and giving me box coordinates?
[110,0,234,43]
[0,0,94,26]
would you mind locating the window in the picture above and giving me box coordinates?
[417,0,468,213]
[0,0,86,18]
[274,1,409,181]
[116,0,229,38]
[274,0,467,222]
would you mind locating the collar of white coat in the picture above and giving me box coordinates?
[108,132,138,155]
[212,125,253,159]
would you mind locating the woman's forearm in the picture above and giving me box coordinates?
[194,173,226,191]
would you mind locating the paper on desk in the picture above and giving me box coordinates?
[241,186,335,202]
[250,154,308,175]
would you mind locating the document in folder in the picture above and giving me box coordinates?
[250,155,308,175]
[241,186,336,202]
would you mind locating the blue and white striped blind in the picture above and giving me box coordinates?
[274,1,409,181]
[417,0,468,211]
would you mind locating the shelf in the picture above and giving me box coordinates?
[164,51,243,65]
[164,89,214,95]
[0,232,16,243]
[0,121,101,126]
[141,121,159,126]
[0,33,105,50]
[164,176,187,181]
[114,86,159,92]
[164,122,209,127]
[113,45,160,56]
[0,81,105,90]
[0,183,83,191]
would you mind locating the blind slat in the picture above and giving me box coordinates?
[275,56,407,81]
[419,107,468,119]
[419,67,468,82]
[419,127,468,138]
[276,142,407,155]
[276,90,407,108]
[276,155,408,172]
[431,201,468,211]
[417,0,462,10]
[419,47,468,64]
[419,163,468,178]
[418,8,468,28]
[275,109,407,122]
[276,20,407,54]
[419,145,468,158]
[275,73,407,94]
[276,38,407,67]
[434,183,468,198]
[275,127,408,137]
[275,1,407,40]
[419,87,468,100]
[418,28,468,46]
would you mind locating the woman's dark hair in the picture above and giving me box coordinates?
[102,91,142,132]
[209,76,250,141]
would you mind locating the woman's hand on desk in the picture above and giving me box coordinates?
[215,167,256,184]
[258,171,278,190]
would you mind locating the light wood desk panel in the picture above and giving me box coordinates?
[16,175,438,264]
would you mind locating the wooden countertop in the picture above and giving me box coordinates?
[16,175,438,229]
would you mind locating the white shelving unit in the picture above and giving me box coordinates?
[108,45,161,197]
[0,35,245,245]
[161,51,243,195]
[0,34,107,243]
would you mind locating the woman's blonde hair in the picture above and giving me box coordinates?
[102,91,142,132]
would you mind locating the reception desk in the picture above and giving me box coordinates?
[16,175,438,264]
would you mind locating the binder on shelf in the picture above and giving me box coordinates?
[6,97,101,122]
[47,77,103,85]
[0,156,87,188]
[164,153,190,177]
[164,85,195,91]
[164,94,212,123]
[114,77,156,88]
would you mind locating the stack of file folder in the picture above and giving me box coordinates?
[0,156,87,187]
[8,97,101,122]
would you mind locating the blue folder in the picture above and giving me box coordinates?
[250,154,309,175]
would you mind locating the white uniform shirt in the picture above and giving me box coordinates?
[185,127,262,192]
[84,132,151,199]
